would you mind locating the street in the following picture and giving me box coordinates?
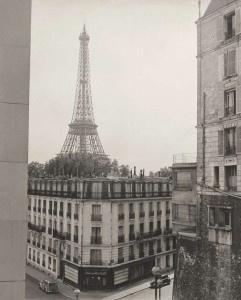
[119,282,173,300]
[25,275,68,300]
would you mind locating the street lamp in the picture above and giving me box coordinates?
[74,289,81,300]
[152,266,162,300]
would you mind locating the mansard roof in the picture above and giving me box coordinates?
[203,0,236,17]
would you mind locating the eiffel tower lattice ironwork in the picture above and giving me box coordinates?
[61,25,106,157]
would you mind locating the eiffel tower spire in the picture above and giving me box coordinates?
[61,26,106,157]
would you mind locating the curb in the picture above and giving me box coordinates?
[104,286,150,300]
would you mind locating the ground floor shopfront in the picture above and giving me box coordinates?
[62,256,164,291]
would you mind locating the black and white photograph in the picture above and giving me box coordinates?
[2,0,240,299]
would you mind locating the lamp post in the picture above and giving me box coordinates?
[152,266,162,300]
[74,288,81,300]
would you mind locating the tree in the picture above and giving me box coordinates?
[159,167,172,179]
[28,161,45,178]
[119,164,130,177]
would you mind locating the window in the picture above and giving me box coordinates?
[226,165,237,191]
[149,202,153,212]
[118,247,123,259]
[166,255,170,268]
[60,221,63,232]
[157,202,160,211]
[139,203,143,212]
[214,167,220,187]
[140,223,144,234]
[157,220,161,230]
[130,224,134,234]
[67,224,71,234]
[189,205,196,223]
[209,206,231,228]
[119,204,124,214]
[225,12,235,40]
[225,90,236,116]
[118,226,124,236]
[149,222,153,232]
[129,245,134,259]
[92,204,101,215]
[224,49,236,77]
[172,204,179,221]
[129,203,134,213]
[90,249,101,265]
[225,127,236,155]
[67,203,71,213]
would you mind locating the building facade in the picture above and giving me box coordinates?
[27,178,176,291]
[0,1,31,299]
[174,1,241,299]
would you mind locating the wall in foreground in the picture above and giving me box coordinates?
[0,0,31,299]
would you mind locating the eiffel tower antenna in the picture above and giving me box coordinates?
[60,25,107,158]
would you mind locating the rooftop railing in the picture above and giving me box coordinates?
[173,153,196,164]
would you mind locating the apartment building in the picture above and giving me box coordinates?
[174,1,241,299]
[27,178,176,291]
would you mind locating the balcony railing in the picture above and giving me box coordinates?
[157,210,162,216]
[118,235,125,243]
[118,257,124,264]
[129,233,135,241]
[129,212,135,219]
[59,210,63,217]
[91,236,102,244]
[91,214,102,221]
[129,254,135,261]
[53,229,67,240]
[136,231,155,240]
[90,260,102,266]
[225,28,235,40]
[153,229,162,237]
[139,212,145,218]
[118,213,125,220]
[225,106,235,116]
[74,235,79,243]
[74,213,79,220]
[225,145,236,156]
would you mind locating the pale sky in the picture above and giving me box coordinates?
[29,0,211,173]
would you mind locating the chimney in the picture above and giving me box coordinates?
[140,170,142,178]
[131,169,133,178]
[143,169,145,177]
[134,166,136,176]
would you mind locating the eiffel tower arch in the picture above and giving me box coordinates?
[61,25,107,158]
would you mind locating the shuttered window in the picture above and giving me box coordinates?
[224,49,236,77]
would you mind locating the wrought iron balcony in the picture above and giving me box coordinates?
[225,145,236,156]
[129,212,135,219]
[149,210,154,217]
[225,28,235,40]
[129,233,135,241]
[139,212,145,218]
[74,235,79,243]
[90,236,102,244]
[91,214,102,221]
[225,106,235,116]
[90,260,102,265]
[118,257,124,264]
[74,213,79,220]
[153,229,162,237]
[118,213,125,220]
[118,234,125,243]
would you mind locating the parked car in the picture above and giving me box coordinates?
[39,279,58,293]
[150,274,171,288]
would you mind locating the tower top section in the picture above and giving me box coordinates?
[79,24,89,41]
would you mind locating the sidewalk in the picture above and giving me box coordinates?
[26,264,174,300]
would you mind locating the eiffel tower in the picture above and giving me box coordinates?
[61,25,106,157]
